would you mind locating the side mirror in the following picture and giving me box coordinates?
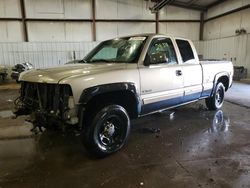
[144,52,169,66]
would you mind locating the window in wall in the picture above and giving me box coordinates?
[176,39,194,63]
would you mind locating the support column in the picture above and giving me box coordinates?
[20,0,28,42]
[92,0,96,41]
[199,12,204,41]
[155,12,159,34]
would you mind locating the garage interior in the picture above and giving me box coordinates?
[0,0,250,187]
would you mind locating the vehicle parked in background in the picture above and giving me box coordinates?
[11,63,34,83]
[0,65,8,81]
[14,34,233,157]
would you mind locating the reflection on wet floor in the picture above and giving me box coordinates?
[208,110,230,133]
[134,108,231,135]
[0,101,250,188]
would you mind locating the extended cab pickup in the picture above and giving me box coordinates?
[15,34,233,156]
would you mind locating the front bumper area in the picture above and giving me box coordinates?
[14,82,78,128]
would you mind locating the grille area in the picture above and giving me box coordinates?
[20,82,73,117]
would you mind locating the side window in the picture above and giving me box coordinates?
[176,39,195,63]
[147,38,177,64]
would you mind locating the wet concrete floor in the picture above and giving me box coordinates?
[0,85,250,188]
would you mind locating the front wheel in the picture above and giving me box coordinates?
[82,104,130,157]
[205,82,225,110]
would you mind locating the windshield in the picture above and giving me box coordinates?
[84,36,147,63]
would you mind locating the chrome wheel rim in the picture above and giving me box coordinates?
[215,87,224,107]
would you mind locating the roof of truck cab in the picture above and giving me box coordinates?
[121,33,169,38]
[111,33,189,41]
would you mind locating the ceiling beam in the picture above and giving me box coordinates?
[146,0,228,12]
[170,1,207,11]
[150,0,175,13]
[187,0,199,5]
[207,0,228,9]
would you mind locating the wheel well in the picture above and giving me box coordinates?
[83,91,139,120]
[217,76,229,91]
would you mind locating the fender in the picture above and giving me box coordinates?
[211,72,230,96]
[78,82,141,116]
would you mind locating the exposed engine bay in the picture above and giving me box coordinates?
[14,82,78,131]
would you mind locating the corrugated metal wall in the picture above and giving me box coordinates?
[1,34,249,76]
[0,42,99,68]
[195,34,250,77]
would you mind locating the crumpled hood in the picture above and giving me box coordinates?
[19,63,127,83]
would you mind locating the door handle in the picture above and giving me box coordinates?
[176,70,182,76]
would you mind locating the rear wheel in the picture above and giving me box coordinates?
[206,82,225,110]
[82,104,130,157]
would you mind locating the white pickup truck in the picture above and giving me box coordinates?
[15,34,233,157]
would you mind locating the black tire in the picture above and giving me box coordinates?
[206,82,225,110]
[82,104,130,157]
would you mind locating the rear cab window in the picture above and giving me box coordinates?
[176,39,195,63]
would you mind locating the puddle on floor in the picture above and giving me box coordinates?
[206,110,230,133]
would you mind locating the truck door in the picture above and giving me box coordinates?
[175,39,203,102]
[139,37,184,114]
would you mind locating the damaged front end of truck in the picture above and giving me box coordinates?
[14,82,79,131]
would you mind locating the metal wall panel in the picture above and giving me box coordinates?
[27,22,92,42]
[219,12,241,38]
[96,22,155,41]
[159,5,200,20]
[0,21,24,42]
[205,0,249,19]
[0,0,21,18]
[96,22,118,41]
[64,0,92,19]
[117,0,155,20]
[192,41,203,55]
[241,9,250,34]
[65,22,92,41]
[96,0,118,19]
[96,0,154,20]
[117,22,155,37]
[25,0,91,19]
[27,22,65,41]
[204,9,250,40]
[246,34,250,77]
[203,19,221,40]
[159,22,200,41]
[0,41,99,68]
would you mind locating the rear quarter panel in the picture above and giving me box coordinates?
[200,60,233,92]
